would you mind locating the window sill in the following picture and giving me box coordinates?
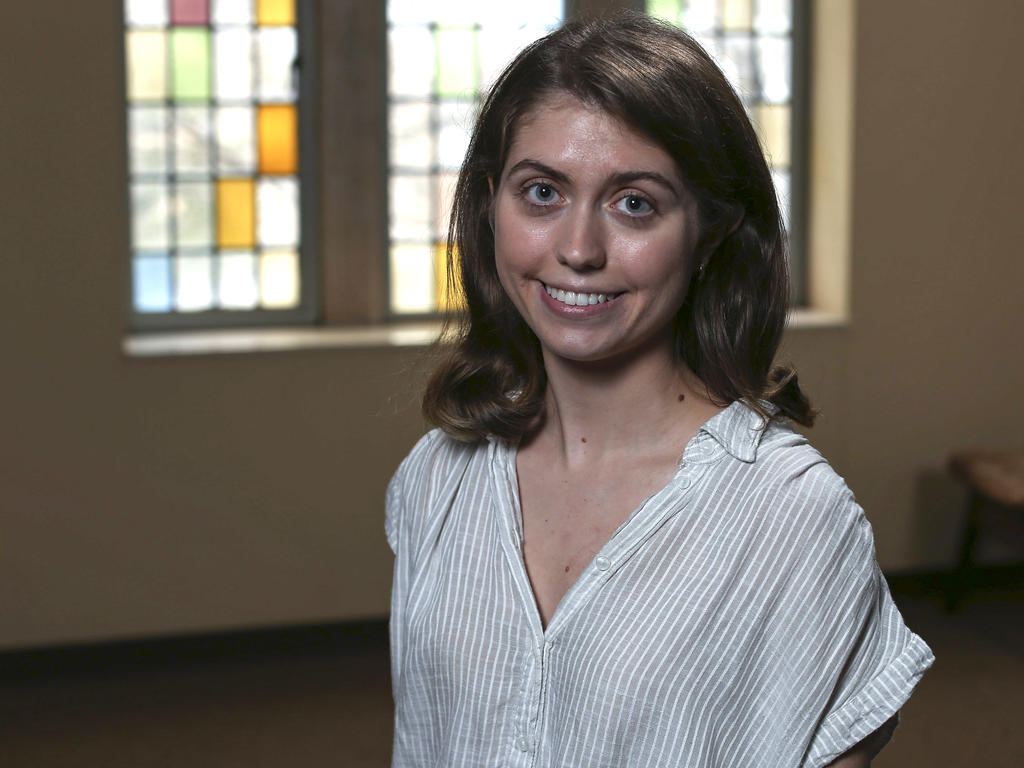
[122,323,441,358]
[123,309,845,359]
[787,307,848,330]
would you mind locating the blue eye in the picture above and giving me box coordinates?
[524,183,560,205]
[615,194,653,215]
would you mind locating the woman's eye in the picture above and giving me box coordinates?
[615,195,653,215]
[524,183,560,205]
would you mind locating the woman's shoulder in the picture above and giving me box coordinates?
[390,428,485,492]
[753,418,874,561]
[704,402,868,549]
[706,401,854,503]
[385,429,488,554]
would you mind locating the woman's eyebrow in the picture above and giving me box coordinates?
[504,159,570,185]
[607,170,682,199]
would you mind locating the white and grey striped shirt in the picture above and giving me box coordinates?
[386,400,933,767]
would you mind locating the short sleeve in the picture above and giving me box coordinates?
[799,494,934,767]
[384,429,448,556]
[385,458,404,554]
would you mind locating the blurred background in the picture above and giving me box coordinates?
[1,0,1021,764]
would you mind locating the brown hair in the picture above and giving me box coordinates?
[423,12,815,441]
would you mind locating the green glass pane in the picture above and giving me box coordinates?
[436,27,477,98]
[171,28,212,101]
[646,0,680,22]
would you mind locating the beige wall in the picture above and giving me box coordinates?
[2,1,1022,650]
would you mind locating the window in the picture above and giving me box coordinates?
[647,0,807,301]
[123,0,803,333]
[124,0,315,329]
[386,1,564,316]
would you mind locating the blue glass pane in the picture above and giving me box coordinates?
[133,255,173,312]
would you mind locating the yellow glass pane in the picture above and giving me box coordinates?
[258,104,297,175]
[435,242,465,313]
[126,30,167,100]
[754,103,790,168]
[257,0,295,26]
[723,0,753,31]
[217,179,255,248]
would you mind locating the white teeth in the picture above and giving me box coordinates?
[545,284,611,306]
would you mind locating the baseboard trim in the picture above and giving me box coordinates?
[0,618,389,681]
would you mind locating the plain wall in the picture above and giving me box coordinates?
[2,0,1022,650]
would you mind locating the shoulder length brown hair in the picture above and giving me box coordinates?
[423,12,814,442]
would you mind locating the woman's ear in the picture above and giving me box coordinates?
[695,205,745,265]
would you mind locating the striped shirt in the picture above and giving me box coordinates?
[386,400,933,767]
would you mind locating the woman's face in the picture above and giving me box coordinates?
[492,93,701,370]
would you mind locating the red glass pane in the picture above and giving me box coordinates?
[171,0,209,26]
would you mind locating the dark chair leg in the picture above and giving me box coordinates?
[947,491,984,612]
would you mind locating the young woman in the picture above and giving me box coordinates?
[386,14,932,767]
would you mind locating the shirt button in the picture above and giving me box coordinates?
[516,736,530,751]
[679,475,692,489]
[595,556,611,571]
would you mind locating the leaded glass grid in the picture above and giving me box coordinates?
[648,0,797,230]
[387,1,564,315]
[124,0,311,325]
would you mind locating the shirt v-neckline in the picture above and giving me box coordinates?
[489,426,723,639]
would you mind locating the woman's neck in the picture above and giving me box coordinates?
[530,345,724,469]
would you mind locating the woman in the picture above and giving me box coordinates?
[387,14,932,767]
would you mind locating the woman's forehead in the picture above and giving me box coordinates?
[502,94,682,185]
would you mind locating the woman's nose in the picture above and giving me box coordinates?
[555,205,607,271]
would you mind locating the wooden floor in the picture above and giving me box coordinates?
[1,583,1021,767]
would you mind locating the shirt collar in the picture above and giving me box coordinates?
[699,399,777,463]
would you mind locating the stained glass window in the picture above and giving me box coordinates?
[124,0,308,322]
[387,1,564,315]
[648,0,797,228]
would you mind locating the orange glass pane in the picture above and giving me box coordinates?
[435,242,465,313]
[257,0,295,26]
[217,179,255,248]
[258,105,297,175]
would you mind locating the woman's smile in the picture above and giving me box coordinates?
[492,93,701,367]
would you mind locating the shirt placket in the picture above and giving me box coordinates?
[489,440,547,767]
[508,635,547,766]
